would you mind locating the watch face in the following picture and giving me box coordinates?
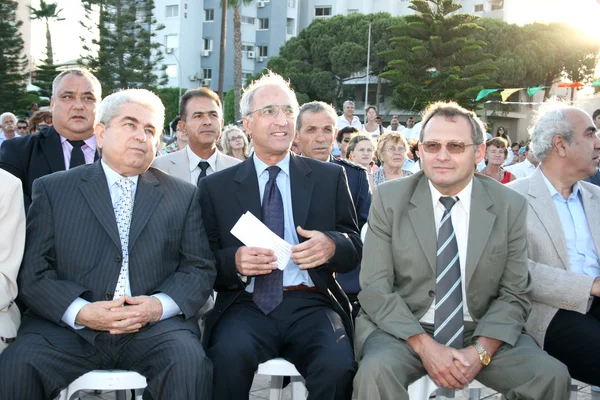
[482,353,491,366]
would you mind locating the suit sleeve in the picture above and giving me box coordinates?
[357,188,426,340]
[321,167,362,273]
[0,175,25,311]
[356,168,372,229]
[152,187,217,319]
[473,198,532,346]
[0,139,30,209]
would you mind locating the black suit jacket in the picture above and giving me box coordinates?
[198,153,362,345]
[0,126,65,212]
[17,161,216,352]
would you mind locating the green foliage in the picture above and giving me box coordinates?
[382,0,497,111]
[224,90,235,125]
[80,0,167,94]
[155,87,181,133]
[263,12,404,107]
[0,0,28,114]
[32,63,60,98]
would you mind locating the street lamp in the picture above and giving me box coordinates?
[159,43,183,103]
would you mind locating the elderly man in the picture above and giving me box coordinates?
[508,105,600,386]
[0,89,216,400]
[0,113,18,144]
[337,100,363,130]
[296,101,371,316]
[353,101,569,400]
[199,72,361,400]
[0,69,100,211]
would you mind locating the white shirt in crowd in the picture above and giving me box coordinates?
[337,115,362,130]
[505,158,537,179]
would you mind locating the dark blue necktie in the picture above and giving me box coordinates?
[253,166,284,314]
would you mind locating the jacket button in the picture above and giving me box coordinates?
[428,290,435,298]
[105,293,113,301]
[116,255,122,262]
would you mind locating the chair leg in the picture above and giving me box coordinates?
[468,388,481,399]
[116,390,127,400]
[569,384,578,400]
[290,376,307,400]
[134,388,144,400]
[269,376,284,400]
[437,388,456,399]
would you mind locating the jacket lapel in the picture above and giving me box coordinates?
[465,177,495,288]
[289,154,313,231]
[79,161,121,251]
[528,169,570,268]
[128,170,163,250]
[582,184,600,258]
[408,174,437,274]
[171,148,192,183]
[40,127,66,172]
[234,157,262,218]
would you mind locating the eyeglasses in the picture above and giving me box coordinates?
[421,140,477,154]
[17,126,28,130]
[384,146,405,154]
[246,104,296,119]
[342,138,351,143]
[229,135,244,141]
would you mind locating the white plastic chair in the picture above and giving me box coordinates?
[255,358,307,400]
[59,370,147,400]
[407,375,486,399]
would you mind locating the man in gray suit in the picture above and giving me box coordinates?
[153,87,240,183]
[508,105,600,386]
[353,102,569,400]
[0,89,216,400]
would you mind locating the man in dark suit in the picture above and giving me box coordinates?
[199,72,361,400]
[295,101,371,315]
[0,69,101,212]
[0,89,216,400]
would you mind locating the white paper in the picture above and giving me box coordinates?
[230,211,292,270]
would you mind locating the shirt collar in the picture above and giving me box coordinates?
[101,160,138,188]
[60,134,97,150]
[428,178,473,215]
[187,145,217,172]
[541,169,580,201]
[253,152,291,178]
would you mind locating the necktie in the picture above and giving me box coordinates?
[434,196,464,349]
[113,178,135,299]
[68,140,86,169]
[253,166,284,314]
[196,161,210,186]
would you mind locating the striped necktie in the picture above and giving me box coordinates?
[113,178,135,299]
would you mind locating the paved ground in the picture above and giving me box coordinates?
[75,375,600,399]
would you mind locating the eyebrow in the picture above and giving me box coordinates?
[60,90,96,97]
[119,116,156,130]
[192,110,219,116]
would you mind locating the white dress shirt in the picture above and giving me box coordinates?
[61,161,181,329]
[420,180,474,324]
[505,159,537,179]
[187,145,218,183]
[337,115,363,130]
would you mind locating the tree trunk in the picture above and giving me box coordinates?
[45,21,53,65]
[233,6,242,121]
[218,0,228,101]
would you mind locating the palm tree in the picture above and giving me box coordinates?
[221,0,254,120]
[29,0,65,65]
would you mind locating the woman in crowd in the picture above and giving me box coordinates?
[220,125,249,161]
[28,110,52,134]
[495,125,512,145]
[347,135,375,191]
[163,117,188,154]
[336,126,358,160]
[479,137,516,184]
[362,106,384,138]
[372,132,413,186]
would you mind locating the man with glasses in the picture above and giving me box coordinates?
[199,72,361,400]
[353,101,569,400]
[16,120,28,136]
[153,87,240,183]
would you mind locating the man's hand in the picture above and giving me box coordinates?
[75,297,141,333]
[235,246,278,276]
[291,226,335,269]
[407,333,470,389]
[591,277,600,297]
[453,346,483,383]
[107,296,163,334]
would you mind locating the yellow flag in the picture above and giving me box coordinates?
[500,88,524,102]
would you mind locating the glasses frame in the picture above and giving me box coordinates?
[421,140,478,154]
[245,104,297,119]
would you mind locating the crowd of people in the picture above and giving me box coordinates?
[0,67,599,400]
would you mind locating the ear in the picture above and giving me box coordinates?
[94,123,106,149]
[552,134,568,157]
[475,143,486,164]
[49,96,55,111]
[177,119,186,134]
[242,117,251,136]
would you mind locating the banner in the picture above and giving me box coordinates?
[500,88,524,102]
[527,87,547,96]
[475,89,500,102]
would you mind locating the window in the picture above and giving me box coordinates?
[164,34,179,49]
[348,9,359,14]
[166,65,177,78]
[474,4,484,12]
[241,43,254,53]
[242,71,252,86]
[202,68,213,80]
[286,18,294,35]
[241,15,255,25]
[165,5,178,18]
[258,18,269,30]
[258,45,268,57]
[204,9,214,21]
[203,38,213,51]
[314,6,332,17]
[288,0,296,7]
[491,1,504,10]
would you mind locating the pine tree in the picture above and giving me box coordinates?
[32,62,60,98]
[80,0,167,94]
[0,0,28,113]
[381,0,497,111]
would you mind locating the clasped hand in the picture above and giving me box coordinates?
[75,295,163,335]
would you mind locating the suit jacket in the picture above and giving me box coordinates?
[152,147,241,184]
[198,153,362,346]
[585,169,600,187]
[0,169,25,353]
[17,161,216,353]
[0,126,66,212]
[355,172,532,358]
[507,168,600,346]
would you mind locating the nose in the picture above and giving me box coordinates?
[273,109,288,126]
[435,146,451,161]
[134,127,147,142]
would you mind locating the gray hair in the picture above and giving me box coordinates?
[420,102,486,146]
[343,100,355,108]
[529,104,576,162]
[240,71,298,117]
[52,69,102,99]
[0,112,17,124]
[220,124,249,157]
[95,89,165,135]
[296,101,338,133]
